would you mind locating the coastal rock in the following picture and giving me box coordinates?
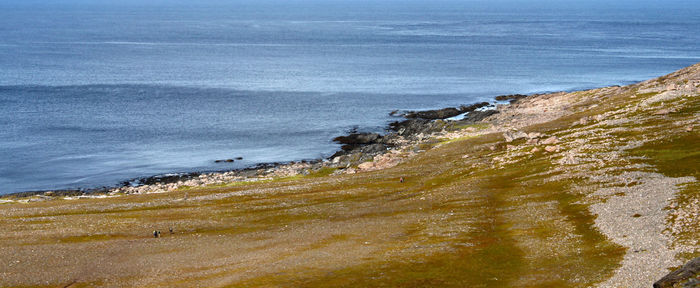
[400,103,492,120]
[458,102,491,113]
[333,133,382,145]
[495,94,528,103]
[653,256,700,288]
[360,143,388,155]
[404,107,462,120]
[460,110,498,123]
[389,119,431,136]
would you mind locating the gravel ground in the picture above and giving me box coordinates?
[591,173,695,287]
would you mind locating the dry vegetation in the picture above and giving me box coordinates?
[1,64,698,287]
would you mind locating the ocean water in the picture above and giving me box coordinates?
[1,0,699,194]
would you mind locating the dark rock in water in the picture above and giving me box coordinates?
[139,173,200,186]
[461,110,498,123]
[495,94,528,103]
[401,102,491,120]
[654,256,700,288]
[333,133,382,145]
[459,102,491,112]
[225,159,234,162]
[214,160,223,163]
[404,107,462,120]
[235,157,243,160]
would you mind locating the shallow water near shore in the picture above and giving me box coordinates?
[1,0,700,194]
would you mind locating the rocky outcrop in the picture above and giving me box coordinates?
[495,94,528,103]
[459,102,491,113]
[460,110,498,123]
[653,257,700,288]
[404,107,462,119]
[389,119,432,136]
[332,133,382,145]
[401,102,491,120]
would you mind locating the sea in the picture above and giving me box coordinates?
[1,0,699,194]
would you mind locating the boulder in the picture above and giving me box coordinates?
[654,108,676,115]
[504,130,528,142]
[544,145,560,153]
[541,136,559,145]
[653,257,700,288]
[527,132,542,139]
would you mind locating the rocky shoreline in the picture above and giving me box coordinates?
[1,95,517,200]
[1,63,698,287]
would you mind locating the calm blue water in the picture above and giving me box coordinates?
[1,0,699,194]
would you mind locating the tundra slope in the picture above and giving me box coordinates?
[0,63,698,287]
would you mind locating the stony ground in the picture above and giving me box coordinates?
[1,64,698,287]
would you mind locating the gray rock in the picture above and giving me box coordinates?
[460,110,498,123]
[504,130,528,142]
[494,94,528,103]
[654,108,676,115]
[653,256,700,288]
[333,133,382,145]
[458,102,491,113]
[544,145,560,153]
[404,107,462,119]
[541,136,559,145]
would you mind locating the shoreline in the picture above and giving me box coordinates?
[1,95,517,200]
[1,63,698,286]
